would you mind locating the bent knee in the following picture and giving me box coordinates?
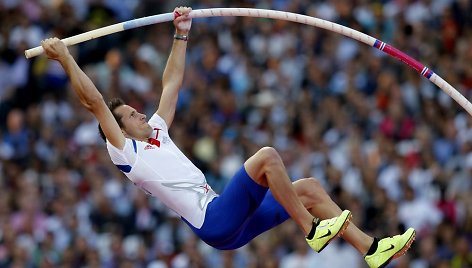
[257,147,279,159]
[244,147,283,186]
[256,147,282,167]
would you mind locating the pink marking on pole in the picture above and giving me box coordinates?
[382,43,424,74]
[373,40,434,79]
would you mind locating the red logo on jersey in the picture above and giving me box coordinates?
[144,144,155,150]
[147,128,161,147]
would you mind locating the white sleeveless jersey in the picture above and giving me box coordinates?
[106,114,217,228]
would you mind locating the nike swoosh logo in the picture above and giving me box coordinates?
[317,230,332,239]
[380,244,395,253]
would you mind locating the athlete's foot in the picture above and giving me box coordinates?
[305,210,352,253]
[364,228,416,268]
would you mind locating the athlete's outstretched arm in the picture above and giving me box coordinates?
[156,6,192,128]
[41,38,125,149]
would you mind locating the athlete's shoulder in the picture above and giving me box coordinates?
[106,138,138,154]
[106,138,139,167]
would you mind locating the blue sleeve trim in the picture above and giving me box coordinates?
[116,164,132,173]
[132,139,137,153]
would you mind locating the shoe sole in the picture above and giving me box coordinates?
[318,211,352,253]
[378,230,416,268]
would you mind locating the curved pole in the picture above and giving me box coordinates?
[24,8,472,116]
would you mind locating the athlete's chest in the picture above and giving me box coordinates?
[137,129,182,164]
[146,127,172,149]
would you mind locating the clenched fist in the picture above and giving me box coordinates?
[173,6,192,35]
[41,38,70,62]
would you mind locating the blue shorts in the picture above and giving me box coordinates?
[183,166,290,250]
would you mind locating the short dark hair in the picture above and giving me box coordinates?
[98,98,126,141]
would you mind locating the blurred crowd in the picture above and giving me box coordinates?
[1,0,472,267]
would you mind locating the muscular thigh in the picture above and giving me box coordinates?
[210,179,314,250]
[211,190,290,250]
[186,166,269,246]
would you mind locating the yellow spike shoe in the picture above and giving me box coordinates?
[364,228,416,268]
[306,210,352,252]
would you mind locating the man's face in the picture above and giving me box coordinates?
[114,105,152,139]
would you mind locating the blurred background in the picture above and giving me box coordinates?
[1,0,472,267]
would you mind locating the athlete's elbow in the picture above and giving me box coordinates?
[83,94,104,111]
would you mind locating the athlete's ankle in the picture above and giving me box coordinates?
[365,237,379,256]
[306,217,320,240]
